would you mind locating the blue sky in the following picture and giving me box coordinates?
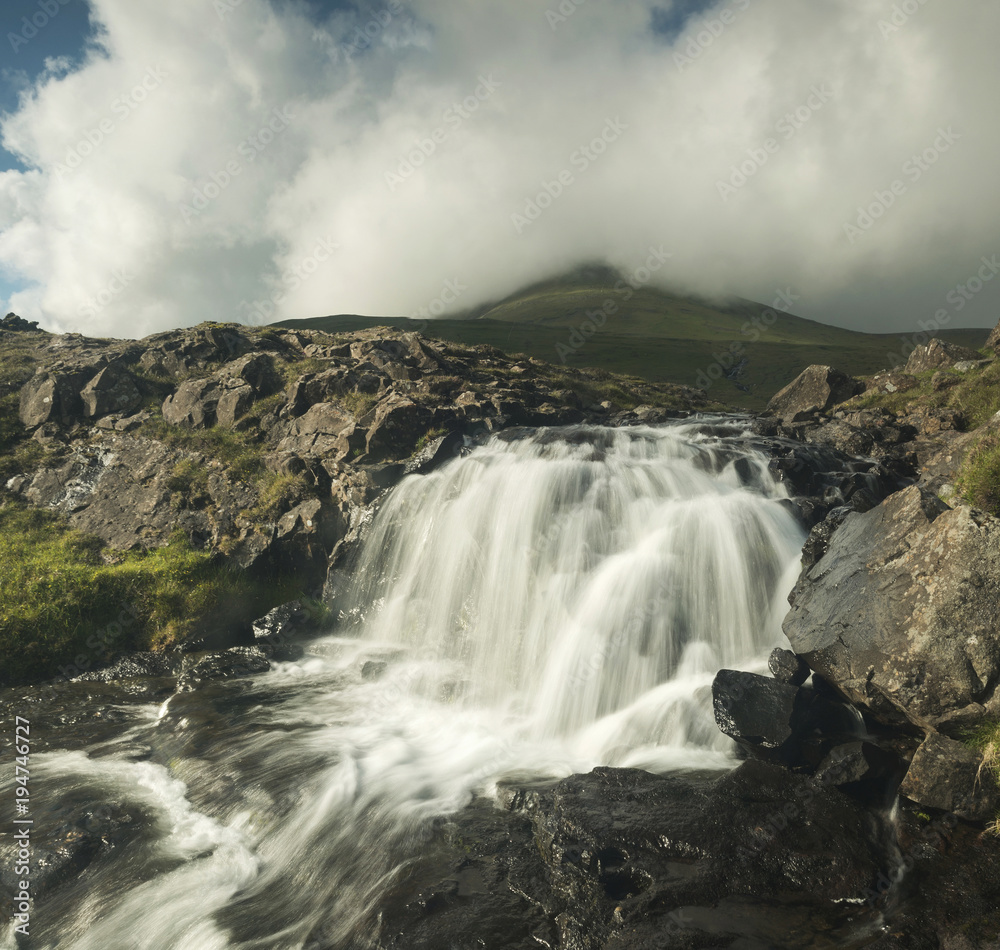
[1,1,998,338]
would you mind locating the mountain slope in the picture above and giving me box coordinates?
[277,271,989,408]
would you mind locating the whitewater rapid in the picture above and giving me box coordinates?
[2,420,807,950]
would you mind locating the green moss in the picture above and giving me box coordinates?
[0,501,303,684]
[413,427,447,455]
[340,390,378,418]
[139,416,265,483]
[166,458,211,509]
[955,432,1000,516]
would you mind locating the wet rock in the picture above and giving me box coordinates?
[904,338,980,374]
[784,485,1000,733]
[383,761,888,950]
[162,377,223,428]
[768,648,810,686]
[713,670,802,752]
[766,365,861,423]
[813,741,905,806]
[177,646,271,691]
[899,733,999,822]
[76,651,181,682]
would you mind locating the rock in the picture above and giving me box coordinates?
[177,646,270,691]
[987,318,1000,352]
[224,353,280,394]
[76,651,181,682]
[365,395,435,461]
[768,647,810,686]
[864,370,918,395]
[813,740,905,805]
[215,383,254,427]
[766,365,861,423]
[162,377,222,428]
[931,370,960,392]
[279,402,359,459]
[900,733,999,822]
[402,430,465,475]
[904,338,980,374]
[19,366,101,427]
[80,365,141,418]
[2,312,41,332]
[251,601,310,660]
[381,761,888,950]
[713,670,802,752]
[784,485,1000,732]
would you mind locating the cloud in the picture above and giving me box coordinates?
[1,0,998,338]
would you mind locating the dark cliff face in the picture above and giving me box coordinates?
[0,320,719,681]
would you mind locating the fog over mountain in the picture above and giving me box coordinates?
[1,0,998,338]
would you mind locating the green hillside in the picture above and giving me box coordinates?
[276,270,989,409]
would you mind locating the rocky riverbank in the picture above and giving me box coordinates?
[3,309,1000,947]
[0,313,717,684]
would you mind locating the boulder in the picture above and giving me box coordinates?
[224,353,280,395]
[2,312,41,332]
[987,318,1000,353]
[215,383,254,428]
[713,670,801,751]
[899,733,999,822]
[19,364,104,427]
[904,338,980,374]
[278,402,359,459]
[766,365,861,423]
[162,378,223,428]
[81,365,141,418]
[784,485,1000,732]
[864,370,917,395]
[365,395,435,460]
[177,646,270,691]
[768,647,810,686]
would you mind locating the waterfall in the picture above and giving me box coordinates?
[5,420,807,950]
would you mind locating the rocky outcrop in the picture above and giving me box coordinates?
[988,318,1000,352]
[784,485,1000,734]
[765,365,861,424]
[904,338,980,374]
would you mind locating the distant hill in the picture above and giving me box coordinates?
[276,269,989,409]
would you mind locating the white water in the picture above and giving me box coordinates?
[7,421,807,950]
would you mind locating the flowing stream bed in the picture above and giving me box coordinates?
[2,419,812,949]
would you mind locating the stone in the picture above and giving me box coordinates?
[987,318,1000,352]
[279,402,359,459]
[80,365,141,418]
[712,669,801,751]
[402,430,465,475]
[766,365,861,423]
[177,646,270,691]
[2,312,41,332]
[768,648,810,686]
[162,378,223,428]
[900,733,999,822]
[365,395,435,461]
[215,383,254,428]
[904,338,980,374]
[784,485,1000,732]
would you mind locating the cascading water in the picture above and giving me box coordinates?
[2,420,807,950]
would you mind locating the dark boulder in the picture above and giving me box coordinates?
[768,647,810,686]
[766,365,861,423]
[784,485,1000,733]
[365,395,435,461]
[2,312,41,332]
[713,669,801,752]
[899,733,999,822]
[177,646,270,691]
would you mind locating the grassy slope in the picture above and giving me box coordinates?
[277,275,988,410]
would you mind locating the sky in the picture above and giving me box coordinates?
[0,0,998,339]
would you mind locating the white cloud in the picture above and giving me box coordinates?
[1,0,998,338]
